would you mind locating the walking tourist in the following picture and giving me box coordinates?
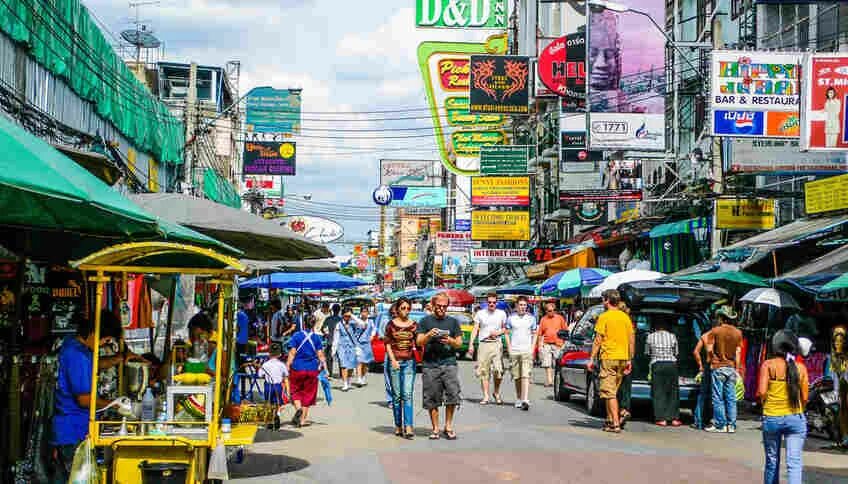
[467,292,507,405]
[333,309,359,391]
[384,297,418,438]
[758,330,809,484]
[506,296,537,410]
[616,301,633,426]
[587,290,634,433]
[646,319,681,426]
[322,304,342,378]
[353,307,375,386]
[535,301,568,387]
[381,302,400,407]
[417,293,463,440]
[286,315,327,428]
[704,305,743,433]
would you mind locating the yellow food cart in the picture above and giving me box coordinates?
[72,242,258,483]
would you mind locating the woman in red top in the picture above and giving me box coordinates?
[385,297,418,439]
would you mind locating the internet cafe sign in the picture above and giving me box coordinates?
[416,0,508,29]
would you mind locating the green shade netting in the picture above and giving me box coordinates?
[0,0,184,164]
[203,168,241,209]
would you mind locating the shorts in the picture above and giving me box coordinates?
[422,364,461,410]
[539,343,562,368]
[509,352,533,380]
[476,340,503,379]
[599,359,628,399]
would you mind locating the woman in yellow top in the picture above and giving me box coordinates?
[756,330,809,484]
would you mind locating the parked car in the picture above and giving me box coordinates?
[369,310,427,371]
[553,280,728,417]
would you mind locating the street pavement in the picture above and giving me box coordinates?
[228,361,848,483]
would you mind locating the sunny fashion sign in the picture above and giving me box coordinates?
[710,51,801,138]
[471,176,530,206]
[801,53,848,151]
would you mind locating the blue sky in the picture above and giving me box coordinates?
[85,0,487,256]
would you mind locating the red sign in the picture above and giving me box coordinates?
[527,247,572,264]
[538,33,585,109]
[438,58,470,92]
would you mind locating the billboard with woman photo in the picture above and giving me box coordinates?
[802,53,848,151]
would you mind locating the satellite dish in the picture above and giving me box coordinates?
[121,28,161,48]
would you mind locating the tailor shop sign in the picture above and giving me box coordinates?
[416,0,508,29]
[243,141,296,176]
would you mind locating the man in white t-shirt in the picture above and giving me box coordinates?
[467,293,507,404]
[506,296,537,411]
[312,302,331,335]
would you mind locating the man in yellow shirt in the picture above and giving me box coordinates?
[587,289,634,433]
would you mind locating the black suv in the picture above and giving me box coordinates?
[553,280,727,416]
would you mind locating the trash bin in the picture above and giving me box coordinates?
[139,461,189,484]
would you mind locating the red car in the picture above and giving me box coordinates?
[370,310,427,369]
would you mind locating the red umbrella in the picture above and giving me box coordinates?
[440,289,474,306]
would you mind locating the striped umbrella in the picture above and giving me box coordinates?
[540,268,612,297]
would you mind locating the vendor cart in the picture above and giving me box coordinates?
[72,242,257,483]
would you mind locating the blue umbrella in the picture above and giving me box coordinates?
[496,278,539,296]
[540,268,612,297]
[239,271,367,290]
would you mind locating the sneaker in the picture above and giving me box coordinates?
[521,400,530,411]
[726,425,736,434]
[704,425,727,433]
[342,382,350,392]
[514,401,523,409]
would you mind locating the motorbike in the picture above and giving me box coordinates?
[806,376,841,442]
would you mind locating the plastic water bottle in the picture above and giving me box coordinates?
[142,387,155,423]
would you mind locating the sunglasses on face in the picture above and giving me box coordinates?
[434,303,448,308]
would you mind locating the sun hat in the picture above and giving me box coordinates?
[715,305,738,321]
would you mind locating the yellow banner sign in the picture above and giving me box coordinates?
[805,174,848,215]
[716,199,775,230]
[471,176,530,206]
[471,210,530,241]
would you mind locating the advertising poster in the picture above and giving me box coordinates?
[802,54,848,151]
[471,210,530,241]
[246,87,301,134]
[283,215,344,244]
[538,32,586,110]
[470,249,529,264]
[559,160,642,202]
[469,55,531,115]
[588,2,666,150]
[805,173,848,215]
[243,141,296,175]
[715,199,775,230]
[241,175,282,198]
[389,187,448,208]
[419,38,509,175]
[441,251,469,275]
[710,51,801,138]
[416,0,508,29]
[724,138,847,174]
[435,231,481,254]
[380,160,441,186]
[471,176,530,206]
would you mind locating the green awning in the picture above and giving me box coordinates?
[672,271,768,296]
[203,168,241,208]
[0,114,159,236]
[820,273,848,293]
[649,217,709,239]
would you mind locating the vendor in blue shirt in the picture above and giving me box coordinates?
[236,298,250,359]
[51,310,132,483]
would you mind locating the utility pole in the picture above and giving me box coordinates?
[710,13,724,256]
[184,62,198,194]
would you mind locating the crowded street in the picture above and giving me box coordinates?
[227,359,848,483]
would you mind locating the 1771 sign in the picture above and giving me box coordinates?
[416,0,508,29]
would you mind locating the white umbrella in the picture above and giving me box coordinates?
[740,288,800,309]
[588,269,665,299]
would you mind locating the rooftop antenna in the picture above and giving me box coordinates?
[122,1,161,68]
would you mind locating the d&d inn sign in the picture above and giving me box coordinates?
[416,0,508,29]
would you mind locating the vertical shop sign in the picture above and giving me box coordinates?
[469,55,531,115]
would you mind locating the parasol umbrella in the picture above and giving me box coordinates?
[437,289,474,306]
[239,272,367,291]
[672,271,768,296]
[131,193,331,261]
[588,269,664,299]
[740,288,800,310]
[540,268,612,297]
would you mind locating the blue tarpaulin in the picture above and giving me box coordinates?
[239,272,367,290]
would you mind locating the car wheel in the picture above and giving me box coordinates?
[586,377,603,417]
[553,368,570,402]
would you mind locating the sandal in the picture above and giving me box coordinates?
[655,421,668,427]
[620,410,631,428]
[429,430,441,440]
[479,398,490,405]
[404,432,415,440]
[493,395,503,405]
[291,408,303,426]
[602,424,621,433]
[670,420,682,427]
[443,429,457,440]
[394,428,403,437]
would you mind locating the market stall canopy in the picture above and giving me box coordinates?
[818,273,848,300]
[470,286,498,297]
[526,247,597,280]
[649,217,709,239]
[724,215,848,252]
[0,114,159,237]
[495,278,539,296]
[241,259,338,273]
[72,242,246,273]
[588,270,664,299]
[777,244,848,280]
[131,193,332,261]
[540,268,611,297]
[670,271,768,296]
[239,272,367,290]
